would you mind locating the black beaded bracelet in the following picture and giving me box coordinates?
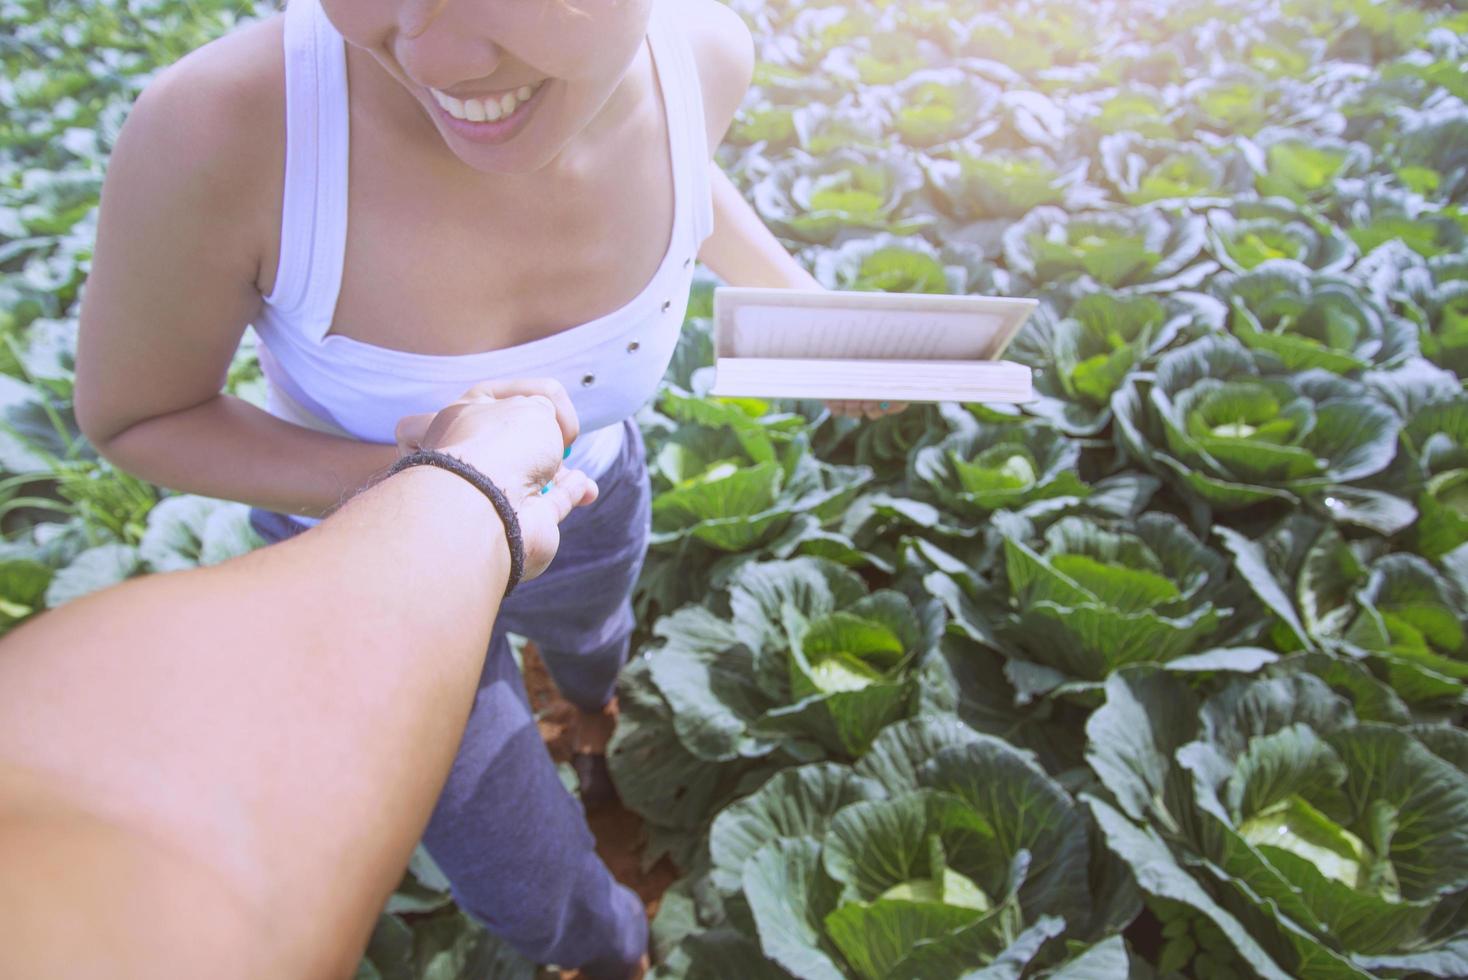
[384,449,526,597]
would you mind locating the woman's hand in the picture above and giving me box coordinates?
[826,400,911,420]
[394,377,581,452]
[394,380,597,581]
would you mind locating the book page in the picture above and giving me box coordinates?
[729,305,1011,360]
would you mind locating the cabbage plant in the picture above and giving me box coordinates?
[810,233,957,294]
[651,717,1121,980]
[1180,72,1274,136]
[1078,86,1180,140]
[923,143,1098,223]
[138,494,263,572]
[776,3,880,69]
[1002,205,1215,294]
[1099,134,1248,205]
[959,9,1098,75]
[1339,180,1468,259]
[1368,357,1468,560]
[603,654,765,870]
[924,513,1250,697]
[1397,255,1468,377]
[1401,395,1468,560]
[1339,554,1468,707]
[1242,131,1372,204]
[639,391,870,620]
[752,148,929,245]
[789,97,888,156]
[911,421,1090,521]
[807,400,949,477]
[1007,289,1222,435]
[1219,514,1468,709]
[1085,670,1468,979]
[1206,199,1357,274]
[728,102,798,150]
[821,32,941,88]
[1112,335,1413,532]
[745,58,847,106]
[610,559,943,860]
[0,519,97,633]
[648,443,867,550]
[719,769,1046,980]
[806,235,1008,297]
[1393,111,1468,204]
[650,559,938,759]
[1213,260,1417,374]
[883,68,999,147]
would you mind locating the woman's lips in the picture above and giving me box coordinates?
[429,80,550,145]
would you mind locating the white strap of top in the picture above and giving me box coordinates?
[267,0,349,341]
[648,0,716,245]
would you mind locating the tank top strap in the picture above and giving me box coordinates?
[647,0,716,247]
[264,0,349,344]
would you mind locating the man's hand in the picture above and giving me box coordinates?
[394,380,597,581]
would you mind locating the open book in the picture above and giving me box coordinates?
[710,288,1037,403]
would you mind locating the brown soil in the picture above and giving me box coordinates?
[522,643,679,979]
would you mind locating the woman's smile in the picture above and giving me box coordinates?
[427,77,553,145]
[430,80,543,122]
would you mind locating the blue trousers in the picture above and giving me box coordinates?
[249,420,650,979]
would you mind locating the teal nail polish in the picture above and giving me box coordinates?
[540,483,552,495]
[563,445,572,459]
[879,401,891,410]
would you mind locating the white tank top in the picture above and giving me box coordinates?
[253,0,714,519]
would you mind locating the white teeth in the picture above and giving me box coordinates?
[430,89,464,118]
[430,81,542,123]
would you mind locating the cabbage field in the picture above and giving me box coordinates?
[3,0,1468,977]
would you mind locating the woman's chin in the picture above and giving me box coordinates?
[433,94,589,177]
[444,136,575,178]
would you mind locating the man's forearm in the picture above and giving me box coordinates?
[0,464,508,978]
[698,164,823,289]
[100,393,401,519]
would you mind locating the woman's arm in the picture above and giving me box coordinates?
[0,391,594,980]
[682,3,816,291]
[699,165,823,290]
[73,23,401,519]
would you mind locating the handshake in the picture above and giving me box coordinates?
[391,377,600,582]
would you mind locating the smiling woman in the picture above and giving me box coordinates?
[68,0,854,973]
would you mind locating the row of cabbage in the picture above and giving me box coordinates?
[612,0,1468,977]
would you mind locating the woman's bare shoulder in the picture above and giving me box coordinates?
[115,14,286,224]
[669,0,755,157]
[105,14,286,291]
